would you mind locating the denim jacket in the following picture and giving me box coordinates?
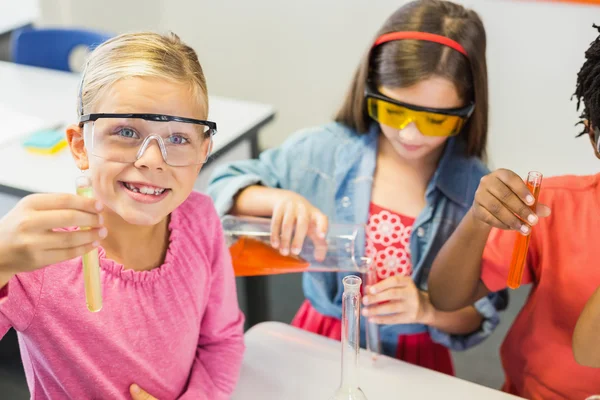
[207,122,507,355]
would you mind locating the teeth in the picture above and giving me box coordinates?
[124,183,166,196]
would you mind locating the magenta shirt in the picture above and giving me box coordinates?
[0,191,245,399]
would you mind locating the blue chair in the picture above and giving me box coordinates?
[10,27,113,72]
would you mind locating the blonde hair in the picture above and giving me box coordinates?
[78,32,208,117]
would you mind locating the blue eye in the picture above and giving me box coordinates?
[118,127,138,138]
[168,135,189,145]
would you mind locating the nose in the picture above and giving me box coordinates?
[398,121,423,141]
[134,136,166,171]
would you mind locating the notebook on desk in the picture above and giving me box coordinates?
[22,129,67,155]
[0,104,62,148]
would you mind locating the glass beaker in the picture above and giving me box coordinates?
[221,215,371,277]
[329,275,368,400]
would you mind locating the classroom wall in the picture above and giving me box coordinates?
[38,0,600,179]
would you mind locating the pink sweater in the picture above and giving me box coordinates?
[0,191,245,399]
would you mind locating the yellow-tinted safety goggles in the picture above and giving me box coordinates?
[366,89,474,137]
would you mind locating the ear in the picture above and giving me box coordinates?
[66,124,89,170]
[584,120,600,160]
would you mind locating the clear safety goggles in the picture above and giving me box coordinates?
[79,113,217,167]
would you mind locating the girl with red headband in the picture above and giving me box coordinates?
[208,0,506,374]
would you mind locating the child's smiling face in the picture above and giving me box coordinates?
[68,77,208,226]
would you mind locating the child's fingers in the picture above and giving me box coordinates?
[35,209,103,231]
[25,193,103,213]
[278,202,296,256]
[306,230,328,262]
[43,228,107,250]
[368,313,411,325]
[536,204,552,218]
[487,178,538,226]
[494,169,537,205]
[365,274,412,294]
[314,212,328,239]
[363,286,409,305]
[310,212,329,261]
[270,204,285,249]
[310,238,328,262]
[290,204,309,256]
[475,190,526,232]
[472,202,511,230]
[362,300,404,317]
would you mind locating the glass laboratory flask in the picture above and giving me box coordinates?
[329,275,368,400]
[222,215,371,277]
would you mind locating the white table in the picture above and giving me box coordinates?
[232,322,524,400]
[0,61,275,196]
[0,0,38,35]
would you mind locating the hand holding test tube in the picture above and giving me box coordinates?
[76,176,103,312]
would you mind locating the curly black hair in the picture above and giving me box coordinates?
[574,24,600,137]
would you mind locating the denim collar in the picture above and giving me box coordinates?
[333,123,477,208]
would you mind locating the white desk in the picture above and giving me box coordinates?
[0,60,275,195]
[0,1,38,35]
[232,322,523,400]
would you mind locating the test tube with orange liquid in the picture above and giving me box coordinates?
[506,171,543,289]
[76,176,103,312]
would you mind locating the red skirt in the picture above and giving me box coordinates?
[291,300,455,376]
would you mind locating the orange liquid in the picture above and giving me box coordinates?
[506,180,542,289]
[229,237,311,277]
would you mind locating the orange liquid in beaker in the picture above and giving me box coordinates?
[229,237,311,277]
[506,179,542,289]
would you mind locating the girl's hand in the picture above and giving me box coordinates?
[0,193,106,276]
[270,191,328,260]
[471,168,551,235]
[130,384,158,400]
[361,275,434,325]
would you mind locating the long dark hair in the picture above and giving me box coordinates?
[335,0,488,158]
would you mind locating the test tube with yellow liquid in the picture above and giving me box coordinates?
[76,176,103,312]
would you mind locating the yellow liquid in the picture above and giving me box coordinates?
[76,183,103,312]
[82,249,102,312]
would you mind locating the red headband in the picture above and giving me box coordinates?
[372,31,468,58]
